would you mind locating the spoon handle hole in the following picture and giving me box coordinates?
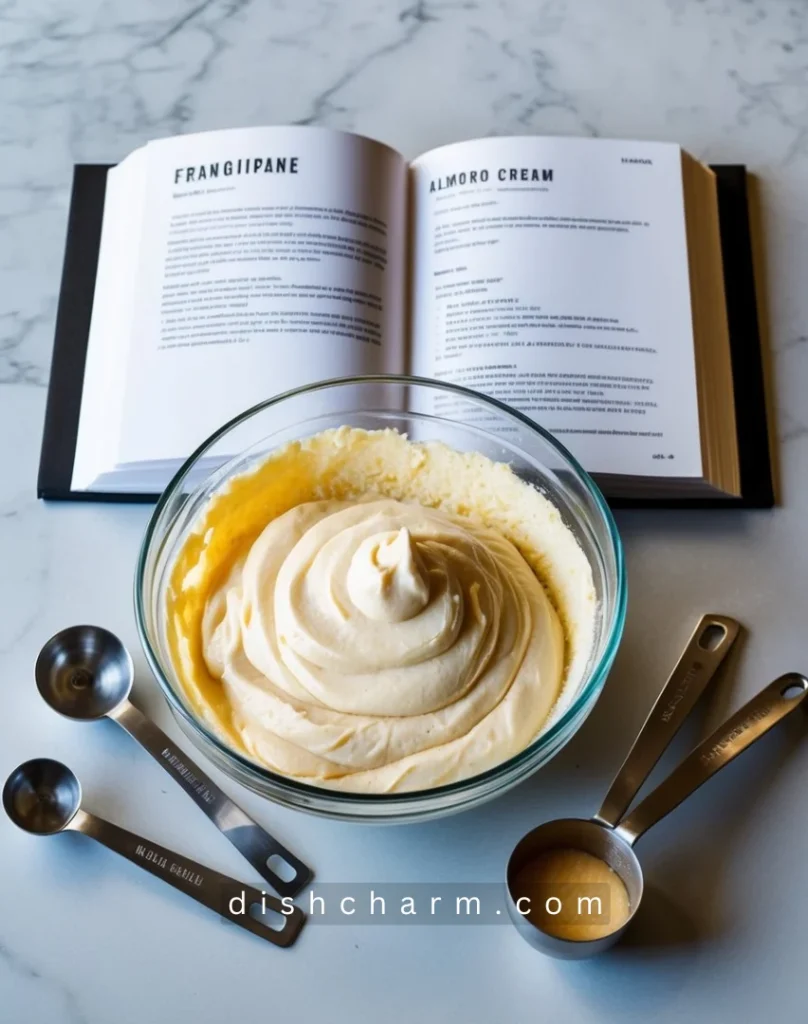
[267,853,298,884]
[698,623,727,651]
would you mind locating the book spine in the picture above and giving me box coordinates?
[37,164,110,499]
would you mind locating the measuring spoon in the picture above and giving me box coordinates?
[3,758,305,947]
[501,613,738,954]
[35,625,311,898]
[506,672,808,958]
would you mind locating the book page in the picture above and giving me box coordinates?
[409,136,702,479]
[71,148,149,491]
[109,127,406,467]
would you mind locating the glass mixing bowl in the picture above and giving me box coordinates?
[135,376,626,823]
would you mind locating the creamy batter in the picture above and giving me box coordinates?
[166,427,596,793]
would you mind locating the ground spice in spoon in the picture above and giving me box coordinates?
[511,848,631,941]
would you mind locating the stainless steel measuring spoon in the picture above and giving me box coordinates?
[501,612,738,955]
[35,625,312,898]
[506,672,808,958]
[3,758,305,947]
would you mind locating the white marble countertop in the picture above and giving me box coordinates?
[3,1,808,1020]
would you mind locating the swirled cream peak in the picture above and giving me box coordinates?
[347,527,430,622]
[166,427,596,793]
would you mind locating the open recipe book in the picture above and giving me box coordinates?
[39,126,772,506]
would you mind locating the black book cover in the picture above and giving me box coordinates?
[37,163,774,508]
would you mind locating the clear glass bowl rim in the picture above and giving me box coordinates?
[134,374,627,806]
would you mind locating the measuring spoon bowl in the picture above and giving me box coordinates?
[35,625,133,721]
[507,818,642,959]
[3,757,82,835]
[34,625,312,898]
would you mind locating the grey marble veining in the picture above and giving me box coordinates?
[2,2,808,1022]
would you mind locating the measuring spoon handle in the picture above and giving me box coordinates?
[111,700,311,898]
[595,614,741,828]
[70,810,304,947]
[615,673,808,845]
